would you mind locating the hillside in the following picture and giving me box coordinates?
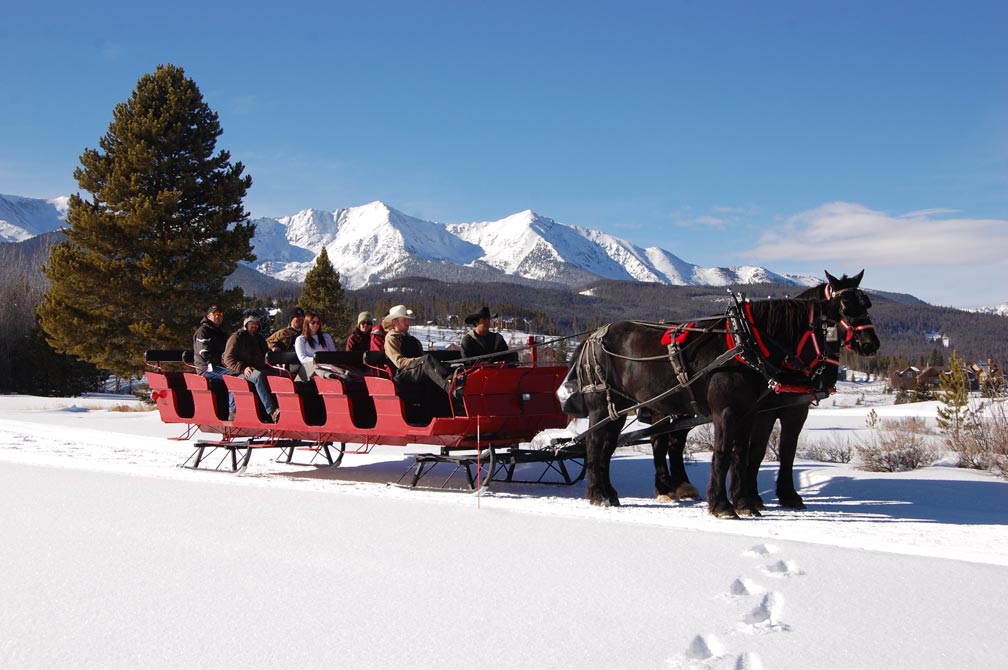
[346,277,1008,370]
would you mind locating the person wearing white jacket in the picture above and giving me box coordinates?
[294,311,337,380]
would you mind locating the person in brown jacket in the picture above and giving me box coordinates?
[383,304,456,400]
[224,313,280,422]
[266,307,305,352]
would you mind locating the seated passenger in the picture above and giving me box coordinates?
[460,305,517,363]
[193,303,235,418]
[294,311,338,380]
[370,316,389,352]
[346,311,374,352]
[383,304,457,403]
[223,312,280,422]
[267,307,305,352]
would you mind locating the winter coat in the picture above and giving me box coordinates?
[193,317,228,373]
[370,324,387,352]
[346,329,370,352]
[266,326,300,352]
[223,328,270,374]
[384,329,424,372]
[460,330,510,358]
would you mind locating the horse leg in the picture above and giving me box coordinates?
[707,407,741,518]
[729,412,771,517]
[731,410,775,513]
[775,404,808,509]
[652,432,676,501]
[584,410,624,506]
[658,428,700,501]
[599,420,623,506]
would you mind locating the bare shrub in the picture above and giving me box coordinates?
[685,423,714,455]
[798,433,854,463]
[856,416,940,472]
[106,403,153,413]
[762,422,782,462]
[952,400,1008,478]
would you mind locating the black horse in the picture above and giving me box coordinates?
[649,271,879,511]
[567,271,878,518]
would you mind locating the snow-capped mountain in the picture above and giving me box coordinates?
[254,203,812,290]
[0,194,69,242]
[0,193,842,292]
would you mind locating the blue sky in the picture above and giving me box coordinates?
[2,1,1006,307]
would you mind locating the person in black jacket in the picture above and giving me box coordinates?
[193,305,229,376]
[193,304,235,417]
[460,306,516,363]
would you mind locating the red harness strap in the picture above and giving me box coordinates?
[661,323,694,346]
[724,301,770,365]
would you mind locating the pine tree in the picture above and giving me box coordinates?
[300,247,350,335]
[937,349,973,446]
[38,64,254,378]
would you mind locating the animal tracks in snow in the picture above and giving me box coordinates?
[669,543,805,668]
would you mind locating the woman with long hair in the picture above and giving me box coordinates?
[294,311,337,379]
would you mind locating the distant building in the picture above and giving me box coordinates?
[888,365,944,391]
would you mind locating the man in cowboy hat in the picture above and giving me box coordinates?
[461,305,516,362]
[383,304,458,409]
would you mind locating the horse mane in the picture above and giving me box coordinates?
[746,299,810,346]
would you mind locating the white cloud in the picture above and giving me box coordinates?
[747,202,1008,266]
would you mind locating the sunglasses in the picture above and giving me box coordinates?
[309,319,321,325]
[360,320,373,325]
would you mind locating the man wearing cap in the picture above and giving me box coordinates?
[267,306,306,353]
[194,305,229,377]
[383,304,456,401]
[346,311,374,352]
[460,306,515,362]
[224,313,281,422]
[193,304,235,418]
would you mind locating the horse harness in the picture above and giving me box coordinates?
[568,295,845,440]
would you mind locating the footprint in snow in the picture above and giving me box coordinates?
[733,651,765,670]
[728,576,765,597]
[743,591,790,632]
[761,559,805,578]
[742,543,779,559]
[685,634,724,660]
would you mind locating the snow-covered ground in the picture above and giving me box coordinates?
[1,379,1006,669]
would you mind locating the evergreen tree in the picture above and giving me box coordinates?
[38,64,254,378]
[300,247,350,334]
[937,349,974,446]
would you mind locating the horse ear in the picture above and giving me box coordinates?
[852,269,864,286]
[824,270,838,286]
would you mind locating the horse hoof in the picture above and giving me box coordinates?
[676,482,701,500]
[656,493,675,503]
[779,496,806,510]
[736,506,762,518]
[710,503,739,519]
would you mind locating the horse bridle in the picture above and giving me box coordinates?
[825,287,876,351]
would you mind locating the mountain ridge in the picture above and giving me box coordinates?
[4,193,999,312]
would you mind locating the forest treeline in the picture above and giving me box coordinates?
[3,226,1005,393]
[344,276,1008,375]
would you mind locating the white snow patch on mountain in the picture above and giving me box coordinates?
[0,193,68,242]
